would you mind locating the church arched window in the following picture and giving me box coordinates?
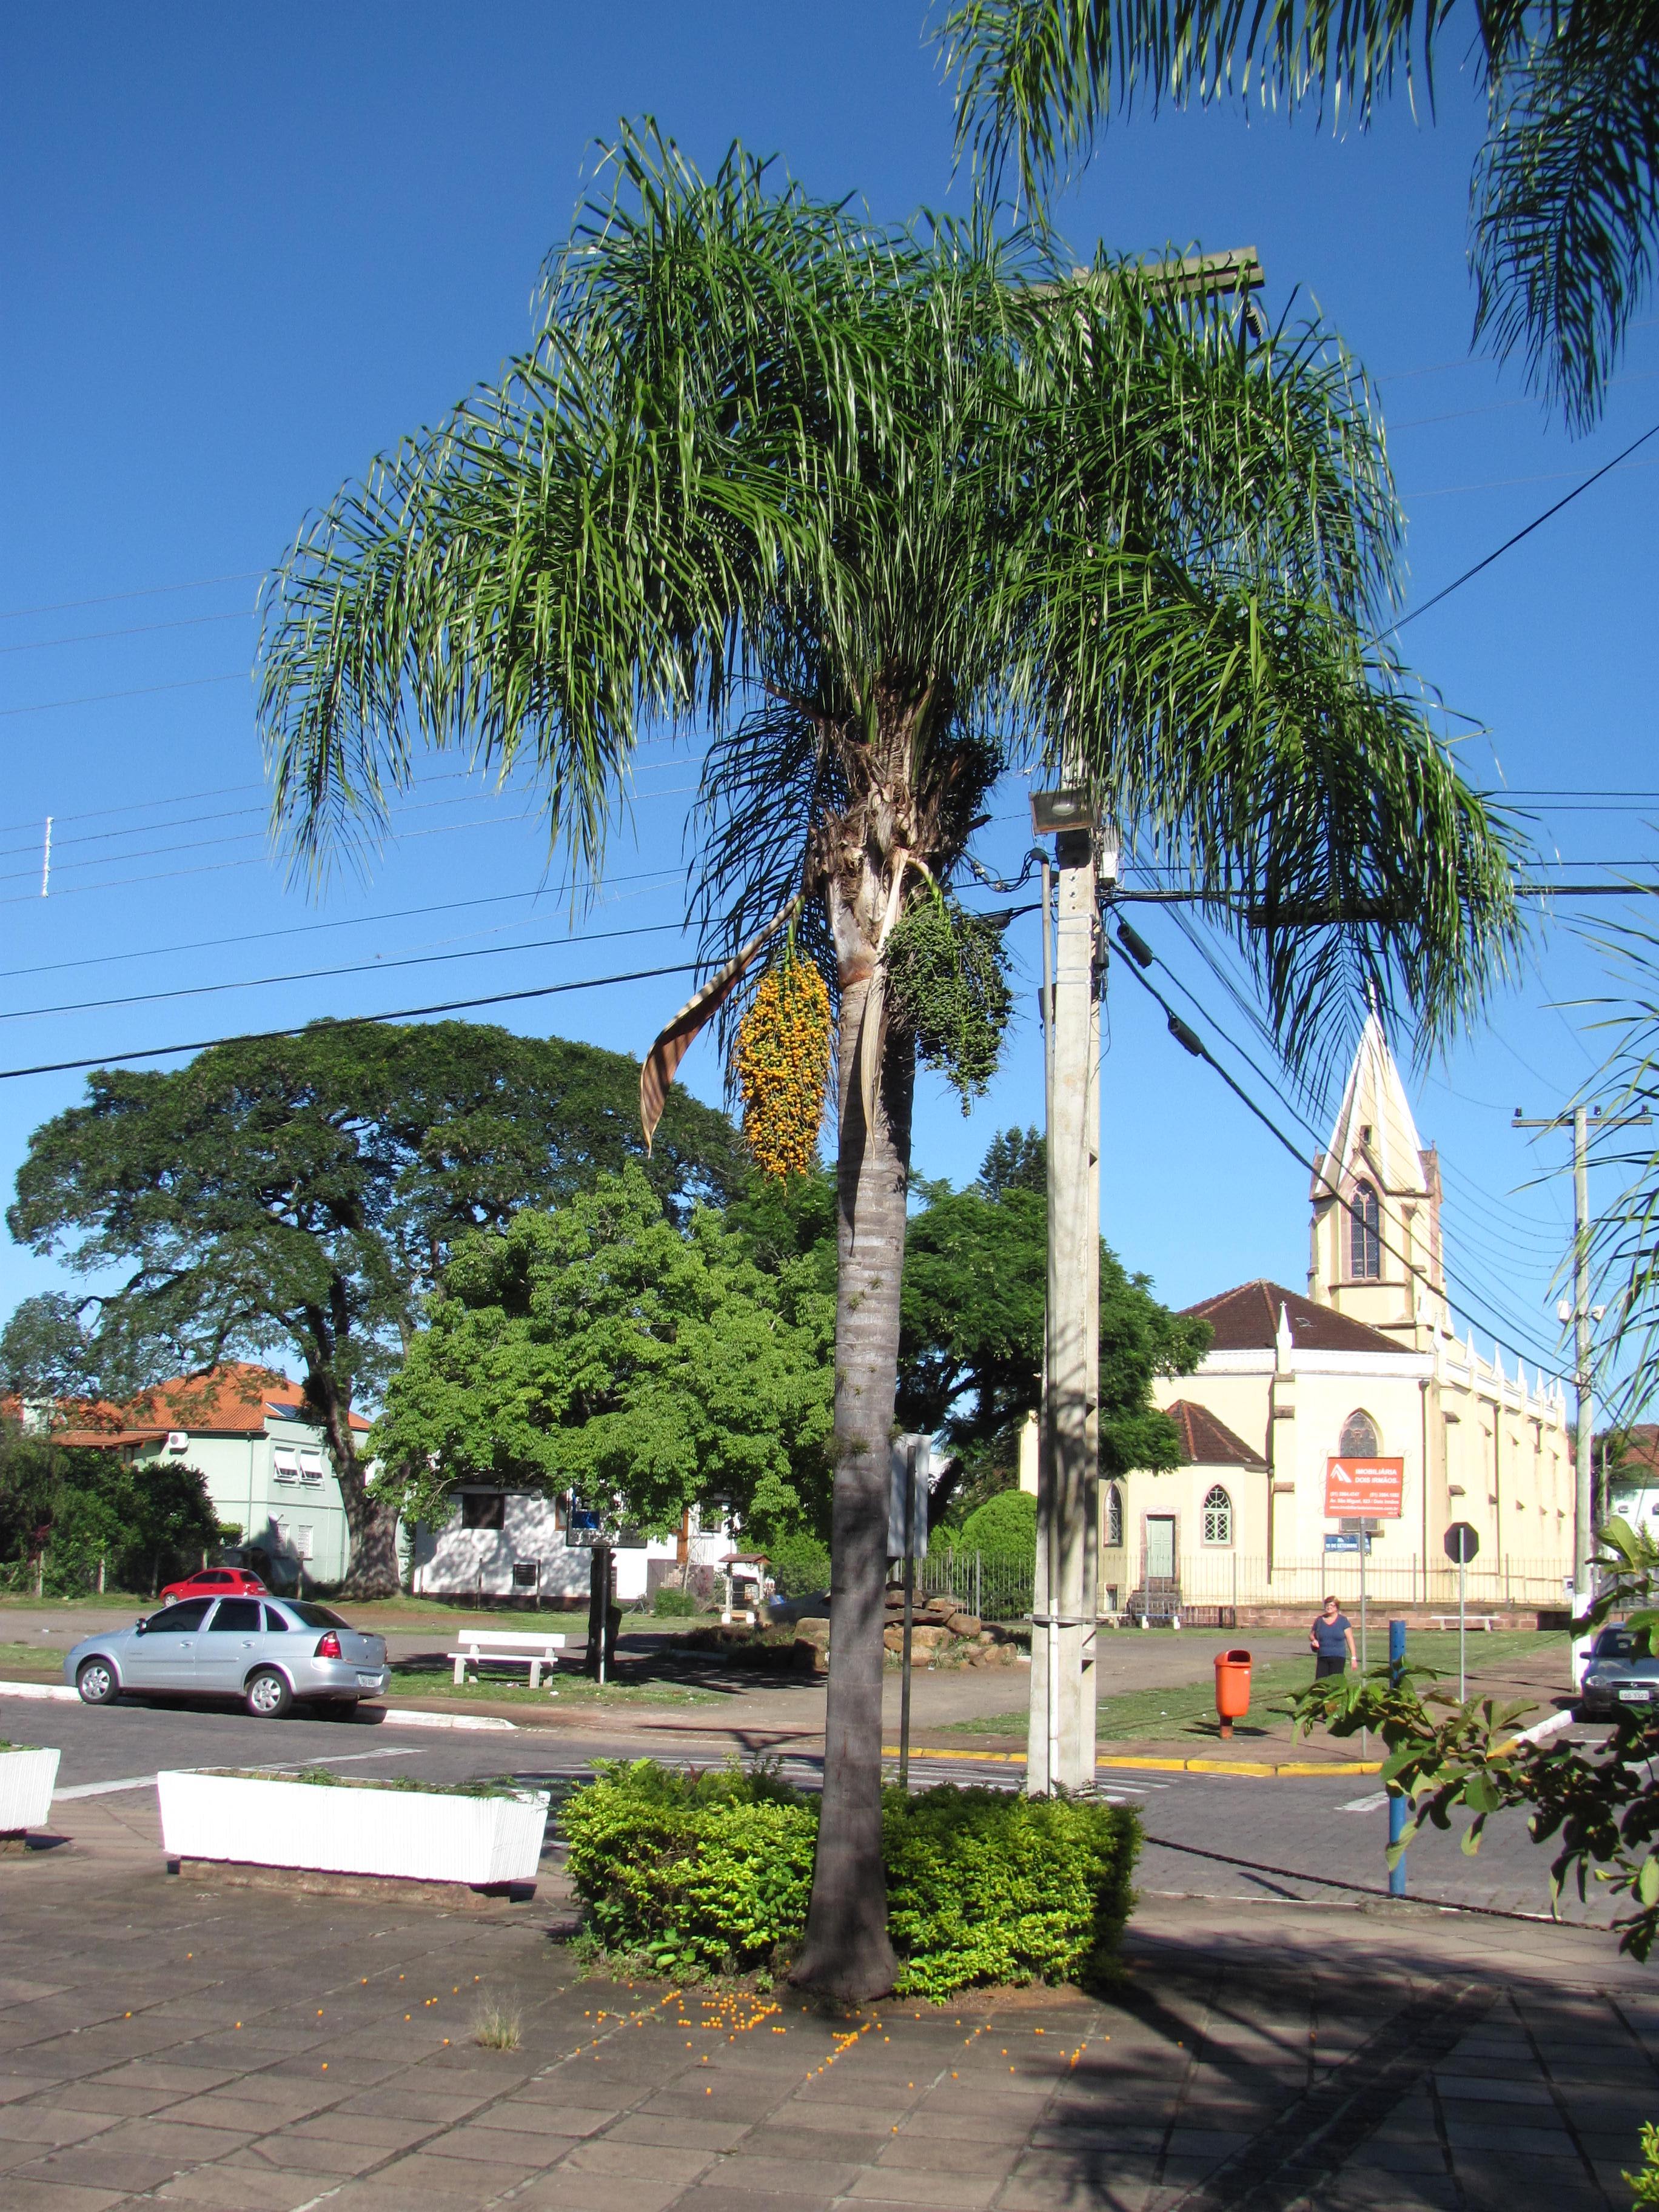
[1350,1181,1382,1278]
[1201,1485,1233,1546]
[1339,1408,1382,1458]
[1105,1483,1124,1549]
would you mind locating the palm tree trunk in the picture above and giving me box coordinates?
[793,967,914,2000]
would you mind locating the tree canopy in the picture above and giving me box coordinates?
[897,1134,1212,1518]
[369,1164,834,1544]
[5,1017,747,1590]
[0,1426,218,1600]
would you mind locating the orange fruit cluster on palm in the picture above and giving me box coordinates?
[736,957,831,1179]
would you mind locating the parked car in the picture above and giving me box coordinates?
[766,1588,833,1627]
[158,1566,267,1606]
[1579,1624,1659,1717]
[64,1597,388,1720]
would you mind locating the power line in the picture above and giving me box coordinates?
[0,609,254,656]
[0,960,702,1084]
[1108,911,1566,1372]
[0,571,263,622]
[0,914,692,1026]
[1381,418,1659,638]
[0,671,249,718]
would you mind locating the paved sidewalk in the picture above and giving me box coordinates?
[2,1794,1656,2210]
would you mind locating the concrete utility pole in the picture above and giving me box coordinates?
[1028,789,1105,1795]
[1513,1102,1650,1663]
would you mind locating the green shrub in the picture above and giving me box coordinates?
[559,1760,1139,1996]
[959,1489,1037,1560]
[766,1530,831,1597]
[561,1759,816,1976]
[1627,2122,1659,2204]
[652,1584,698,1617]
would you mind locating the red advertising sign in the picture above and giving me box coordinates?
[1324,1457,1405,1518]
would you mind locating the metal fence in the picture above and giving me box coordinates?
[1114,1553,1572,1614]
[916,1548,1034,1622]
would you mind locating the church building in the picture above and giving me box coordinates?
[1100,1014,1574,1620]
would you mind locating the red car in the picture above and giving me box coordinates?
[156,1566,268,1606]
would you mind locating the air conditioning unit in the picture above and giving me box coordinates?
[166,1431,189,1453]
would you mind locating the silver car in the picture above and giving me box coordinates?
[65,1597,389,1720]
[1580,1623,1659,1718]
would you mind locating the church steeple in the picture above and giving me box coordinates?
[1309,1011,1444,1344]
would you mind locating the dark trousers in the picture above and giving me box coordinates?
[1313,1655,1347,1679]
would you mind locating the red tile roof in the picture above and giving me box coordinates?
[8,1361,371,1446]
[1182,1279,1404,1358]
[1164,1399,1268,1470]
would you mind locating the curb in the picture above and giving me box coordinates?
[369,1707,517,1734]
[0,1681,78,1703]
[888,1741,1383,1778]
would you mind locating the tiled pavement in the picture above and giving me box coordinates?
[1,1796,1656,2210]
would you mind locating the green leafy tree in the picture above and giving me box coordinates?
[369,1165,834,1545]
[256,127,1519,1994]
[898,1150,1211,1518]
[7,1021,746,1595]
[0,1424,218,1597]
[942,0,1659,429]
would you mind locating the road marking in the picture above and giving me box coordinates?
[53,1749,421,1800]
[1339,1791,1390,1813]
[54,1774,158,1800]
[256,1751,420,1769]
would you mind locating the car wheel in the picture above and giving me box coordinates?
[246,1669,293,1720]
[76,1658,119,1706]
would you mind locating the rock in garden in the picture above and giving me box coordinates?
[946,1612,981,1638]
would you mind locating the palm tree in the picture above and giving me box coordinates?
[942,0,1659,430]
[257,126,1523,1997]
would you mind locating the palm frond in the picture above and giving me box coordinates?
[1473,0,1659,431]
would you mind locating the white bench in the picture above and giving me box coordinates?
[1429,1615,1498,1632]
[445,1630,569,1688]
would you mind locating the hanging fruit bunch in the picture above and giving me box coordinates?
[883,891,1014,1112]
[736,951,831,1179]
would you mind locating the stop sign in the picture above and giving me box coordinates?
[1444,1521,1480,1565]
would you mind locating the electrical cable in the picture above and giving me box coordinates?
[0,572,263,622]
[0,914,692,1026]
[0,959,703,1084]
[0,671,250,718]
[0,609,254,656]
[1379,418,1659,638]
[1106,914,1566,1372]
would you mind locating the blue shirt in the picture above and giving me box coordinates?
[1313,1612,1351,1658]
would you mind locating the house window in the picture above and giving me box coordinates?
[272,1447,300,1485]
[1105,1483,1124,1549]
[298,1448,324,1485]
[1339,1409,1382,1458]
[461,1492,506,1531]
[1350,1181,1382,1278]
[1201,1484,1233,1546]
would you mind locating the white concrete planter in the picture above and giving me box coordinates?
[0,1745,61,1832]
[156,1769,549,1887]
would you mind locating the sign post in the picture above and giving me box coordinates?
[1444,1522,1481,1698]
[889,1436,931,1793]
[1387,1618,1408,1896]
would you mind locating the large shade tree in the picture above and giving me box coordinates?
[942,0,1659,429]
[257,128,1522,1994]
[7,1017,745,1594]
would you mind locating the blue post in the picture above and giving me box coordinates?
[1387,1617,1407,1897]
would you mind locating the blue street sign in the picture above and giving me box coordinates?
[1323,1532,1371,1554]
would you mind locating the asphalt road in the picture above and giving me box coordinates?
[7,1685,1617,1933]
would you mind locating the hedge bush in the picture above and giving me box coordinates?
[957,1489,1037,1560]
[560,1759,1139,1996]
[766,1530,831,1597]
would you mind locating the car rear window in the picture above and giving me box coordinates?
[261,1606,290,1634]
[282,1601,350,1631]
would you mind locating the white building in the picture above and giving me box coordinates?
[407,1494,735,1605]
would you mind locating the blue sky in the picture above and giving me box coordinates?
[2,2,1655,1398]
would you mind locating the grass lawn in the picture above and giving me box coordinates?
[0,1641,65,1674]
[948,1631,1575,1741]
[385,1665,721,1708]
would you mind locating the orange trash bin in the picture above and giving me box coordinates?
[1214,1648,1252,1739]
